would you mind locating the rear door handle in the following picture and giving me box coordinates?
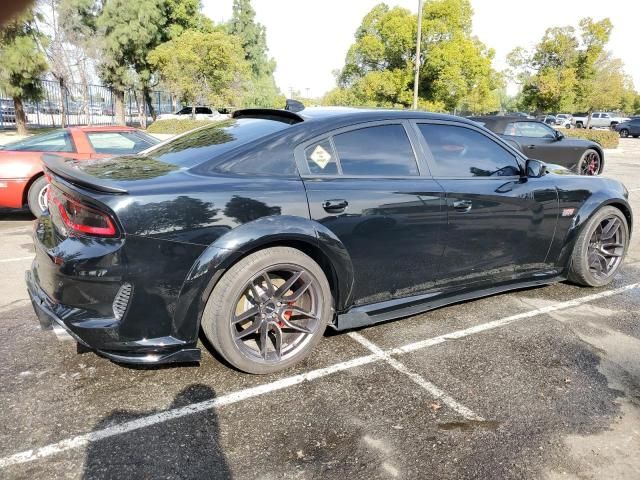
[322,199,348,213]
[453,200,472,212]
[527,144,536,149]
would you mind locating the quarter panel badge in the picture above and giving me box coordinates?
[562,208,576,217]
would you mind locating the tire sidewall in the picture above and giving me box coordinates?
[27,176,48,217]
[202,247,332,374]
[620,129,629,138]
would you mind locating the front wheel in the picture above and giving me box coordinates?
[569,206,629,287]
[201,247,332,374]
[578,149,602,176]
[619,129,629,138]
[26,176,49,217]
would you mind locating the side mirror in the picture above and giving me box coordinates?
[555,130,564,141]
[526,158,547,178]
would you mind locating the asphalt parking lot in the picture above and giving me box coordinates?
[1,139,640,479]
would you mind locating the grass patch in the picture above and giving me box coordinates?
[146,119,217,135]
[564,128,619,149]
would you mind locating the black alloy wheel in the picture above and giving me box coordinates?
[579,150,601,176]
[202,247,332,374]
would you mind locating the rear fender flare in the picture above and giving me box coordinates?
[173,215,354,342]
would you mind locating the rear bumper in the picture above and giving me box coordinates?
[26,268,201,365]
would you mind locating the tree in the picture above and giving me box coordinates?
[227,0,281,107]
[148,29,249,116]
[60,0,212,124]
[507,17,638,123]
[0,9,48,134]
[327,0,499,113]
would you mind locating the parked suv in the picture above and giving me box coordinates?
[614,118,640,138]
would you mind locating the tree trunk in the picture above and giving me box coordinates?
[59,78,67,128]
[13,97,28,136]
[113,89,125,126]
[143,87,156,122]
[137,90,146,129]
[586,110,593,129]
[191,104,196,120]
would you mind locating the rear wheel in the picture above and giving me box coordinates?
[569,206,629,287]
[578,149,601,175]
[576,122,584,129]
[201,247,332,374]
[619,128,629,138]
[26,176,49,217]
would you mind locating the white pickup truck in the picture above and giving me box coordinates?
[572,112,631,129]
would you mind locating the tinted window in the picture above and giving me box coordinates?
[332,125,418,176]
[87,131,156,154]
[148,118,290,168]
[305,139,338,175]
[505,121,555,138]
[195,107,213,114]
[418,124,520,178]
[176,107,190,115]
[0,130,74,152]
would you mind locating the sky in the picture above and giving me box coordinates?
[202,0,639,98]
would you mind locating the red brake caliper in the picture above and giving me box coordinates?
[278,302,295,327]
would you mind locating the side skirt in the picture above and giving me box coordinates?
[333,274,566,331]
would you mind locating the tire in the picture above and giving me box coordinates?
[201,247,332,374]
[619,129,629,138]
[576,122,583,129]
[26,176,49,217]
[568,206,629,287]
[577,149,602,176]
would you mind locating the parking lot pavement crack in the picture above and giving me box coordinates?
[347,332,484,421]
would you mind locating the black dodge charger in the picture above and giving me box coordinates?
[27,107,631,374]
[469,116,605,175]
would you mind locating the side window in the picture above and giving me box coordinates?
[9,131,74,152]
[177,107,190,115]
[305,139,338,175]
[87,132,152,154]
[592,113,600,119]
[418,124,520,178]
[332,124,419,176]
[508,122,555,138]
[196,107,212,114]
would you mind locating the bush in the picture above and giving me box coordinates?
[563,129,619,149]
[146,119,217,134]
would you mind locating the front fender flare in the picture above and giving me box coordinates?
[172,215,354,342]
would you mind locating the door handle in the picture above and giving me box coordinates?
[527,144,536,149]
[453,200,472,212]
[322,199,348,213]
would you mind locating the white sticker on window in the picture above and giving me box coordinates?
[309,145,332,169]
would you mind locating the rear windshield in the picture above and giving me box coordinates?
[144,118,290,168]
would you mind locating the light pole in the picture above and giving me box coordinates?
[412,0,424,110]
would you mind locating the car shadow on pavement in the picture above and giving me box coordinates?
[82,384,232,479]
[0,208,33,221]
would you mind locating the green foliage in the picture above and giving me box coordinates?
[509,17,637,115]
[227,0,281,107]
[146,119,217,134]
[328,0,499,113]
[0,9,47,100]
[563,128,619,149]
[228,0,275,78]
[148,29,249,107]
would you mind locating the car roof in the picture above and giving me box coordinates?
[234,106,479,130]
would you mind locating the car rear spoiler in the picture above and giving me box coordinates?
[42,154,128,194]
[232,108,304,125]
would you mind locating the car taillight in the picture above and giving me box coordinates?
[50,190,117,237]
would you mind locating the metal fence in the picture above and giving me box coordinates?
[0,79,179,129]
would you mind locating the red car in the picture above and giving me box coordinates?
[0,126,158,216]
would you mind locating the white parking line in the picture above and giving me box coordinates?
[348,332,483,420]
[0,282,637,469]
[0,256,33,263]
